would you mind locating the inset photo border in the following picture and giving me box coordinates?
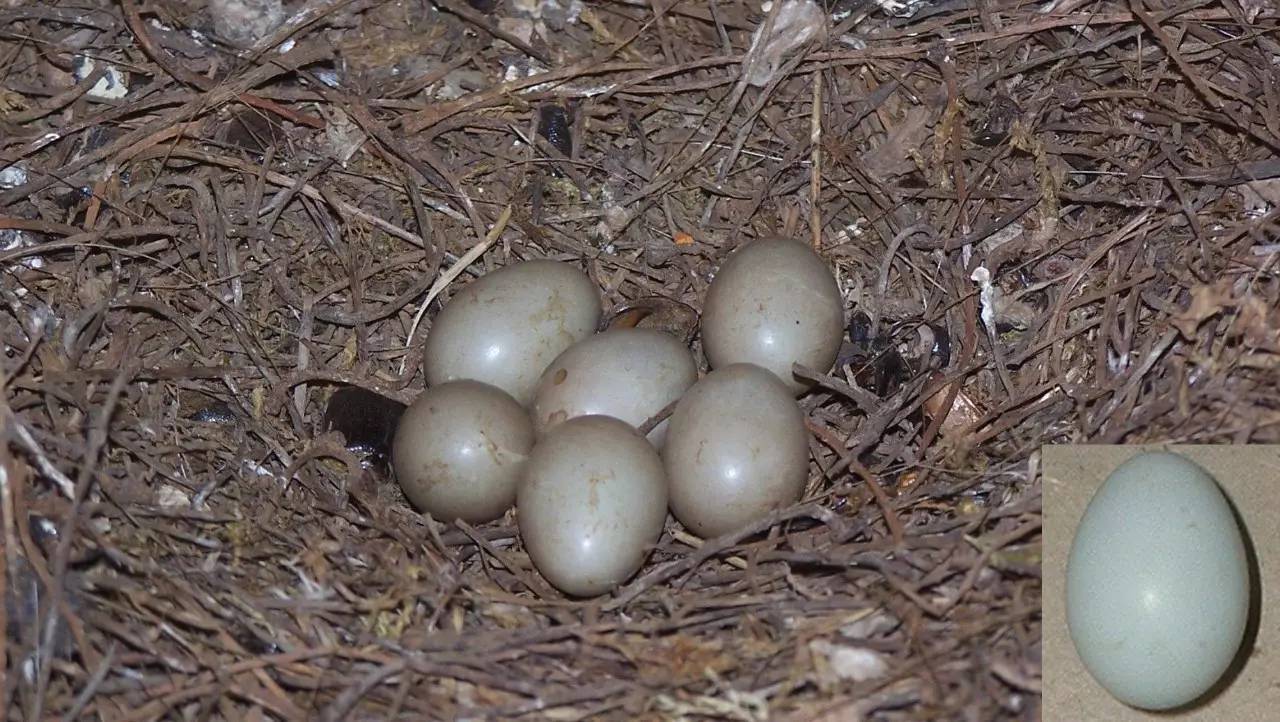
[1042,445,1278,721]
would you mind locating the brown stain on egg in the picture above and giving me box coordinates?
[587,475,603,511]
[417,459,452,492]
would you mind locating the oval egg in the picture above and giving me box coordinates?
[391,380,533,523]
[517,415,668,596]
[423,260,601,405]
[663,363,809,538]
[701,237,844,393]
[530,328,698,446]
[1066,450,1250,710]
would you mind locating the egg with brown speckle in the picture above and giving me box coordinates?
[392,380,533,523]
[701,237,844,393]
[663,363,809,537]
[517,415,668,596]
[530,328,697,446]
[424,260,601,405]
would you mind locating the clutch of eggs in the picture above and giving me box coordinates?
[392,239,845,596]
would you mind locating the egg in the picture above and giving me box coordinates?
[424,260,601,405]
[391,380,534,524]
[1066,450,1250,710]
[517,415,668,596]
[701,237,844,393]
[663,363,809,537]
[530,328,698,445]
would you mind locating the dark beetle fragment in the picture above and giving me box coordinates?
[847,310,873,348]
[537,104,573,159]
[190,402,238,425]
[839,311,877,387]
[926,322,951,368]
[220,108,285,155]
[840,314,949,396]
[5,556,78,659]
[873,348,910,397]
[323,386,407,469]
[28,513,59,556]
[972,93,1021,147]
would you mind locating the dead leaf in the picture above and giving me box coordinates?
[1237,178,1280,212]
[810,639,889,688]
[923,373,984,441]
[1171,282,1233,339]
[742,0,826,87]
[1172,281,1279,351]
[634,635,736,686]
[1237,293,1280,351]
[862,104,933,179]
[0,87,28,113]
[155,484,192,508]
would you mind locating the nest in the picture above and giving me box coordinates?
[2,0,1277,718]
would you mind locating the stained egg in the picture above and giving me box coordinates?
[391,380,534,524]
[423,260,601,405]
[530,328,698,445]
[1066,451,1250,710]
[662,363,809,538]
[701,237,844,393]
[517,415,668,597]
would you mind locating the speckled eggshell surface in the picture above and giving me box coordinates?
[700,237,844,393]
[1065,450,1250,710]
[392,380,534,524]
[530,328,698,446]
[662,363,809,538]
[517,415,668,597]
[423,260,601,405]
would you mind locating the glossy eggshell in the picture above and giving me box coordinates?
[663,363,809,538]
[391,380,534,523]
[701,237,844,393]
[530,328,698,446]
[423,260,602,405]
[517,415,668,597]
[1066,451,1250,710]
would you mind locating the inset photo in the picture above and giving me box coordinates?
[1043,445,1276,720]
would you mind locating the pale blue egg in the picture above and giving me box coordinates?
[1066,451,1249,710]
